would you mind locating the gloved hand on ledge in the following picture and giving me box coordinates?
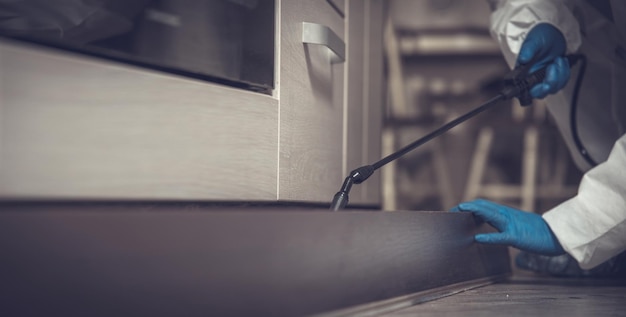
[451,199,566,256]
[517,23,570,99]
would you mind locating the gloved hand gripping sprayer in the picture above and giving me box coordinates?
[330,54,586,211]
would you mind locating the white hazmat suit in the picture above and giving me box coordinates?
[489,0,626,269]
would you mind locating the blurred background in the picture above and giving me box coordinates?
[381,0,583,213]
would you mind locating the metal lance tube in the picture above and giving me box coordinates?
[328,54,584,211]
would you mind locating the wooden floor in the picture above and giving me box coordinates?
[380,276,626,317]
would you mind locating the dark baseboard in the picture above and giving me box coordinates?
[0,206,510,316]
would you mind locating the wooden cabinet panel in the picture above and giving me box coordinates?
[278,1,345,202]
[344,0,384,205]
[0,41,279,200]
[362,0,385,205]
[344,0,366,204]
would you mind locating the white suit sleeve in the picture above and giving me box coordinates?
[489,0,582,68]
[543,135,626,269]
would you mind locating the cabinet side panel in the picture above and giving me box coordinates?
[345,0,367,204]
[362,0,385,205]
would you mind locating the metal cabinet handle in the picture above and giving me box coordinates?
[302,22,345,63]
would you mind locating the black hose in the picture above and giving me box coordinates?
[569,54,597,166]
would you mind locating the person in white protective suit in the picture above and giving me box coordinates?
[451,0,626,277]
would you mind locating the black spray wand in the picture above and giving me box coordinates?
[330,54,583,211]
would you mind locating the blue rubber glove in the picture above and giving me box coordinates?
[517,23,570,99]
[450,199,565,256]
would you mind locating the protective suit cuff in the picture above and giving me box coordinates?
[542,199,590,265]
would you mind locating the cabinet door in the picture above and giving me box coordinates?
[279,1,345,202]
[0,41,279,200]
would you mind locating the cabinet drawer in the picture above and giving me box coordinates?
[0,41,279,200]
[279,1,345,202]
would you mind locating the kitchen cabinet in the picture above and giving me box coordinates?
[0,0,384,206]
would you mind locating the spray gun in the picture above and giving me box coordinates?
[330,54,585,211]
